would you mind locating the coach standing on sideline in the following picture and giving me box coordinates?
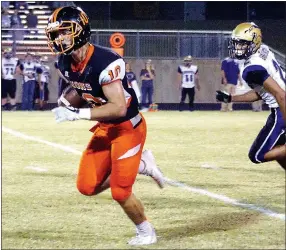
[140,59,155,111]
[220,56,242,111]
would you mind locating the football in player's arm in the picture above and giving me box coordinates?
[216,22,286,169]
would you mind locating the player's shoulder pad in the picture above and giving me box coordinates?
[99,58,125,86]
[242,63,270,86]
[191,64,198,73]
[245,52,268,67]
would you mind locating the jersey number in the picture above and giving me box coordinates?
[272,59,286,85]
[108,65,121,81]
[185,74,193,82]
[5,68,14,75]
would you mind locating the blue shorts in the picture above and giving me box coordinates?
[248,108,286,163]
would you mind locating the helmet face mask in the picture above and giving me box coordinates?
[45,7,91,55]
[4,52,12,59]
[46,21,83,55]
[229,39,253,59]
[184,61,191,67]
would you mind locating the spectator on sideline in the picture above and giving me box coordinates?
[126,62,141,103]
[1,1,10,11]
[177,55,200,111]
[26,9,38,34]
[10,8,24,50]
[15,1,28,10]
[33,53,42,109]
[140,59,155,111]
[38,56,50,110]
[220,56,242,111]
[10,9,21,27]
[1,8,11,28]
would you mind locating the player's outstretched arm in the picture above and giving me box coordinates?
[216,89,260,103]
[231,90,261,102]
[263,76,286,122]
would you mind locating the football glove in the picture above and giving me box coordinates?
[52,106,80,123]
[216,90,232,103]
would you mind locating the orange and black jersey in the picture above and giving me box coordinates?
[57,43,139,123]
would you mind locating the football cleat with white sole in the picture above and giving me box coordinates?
[128,228,157,246]
[140,149,165,188]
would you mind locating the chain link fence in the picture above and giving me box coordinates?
[90,30,231,59]
[2,28,285,68]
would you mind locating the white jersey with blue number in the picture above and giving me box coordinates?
[41,65,50,83]
[178,64,198,88]
[241,45,286,108]
[22,62,37,82]
[2,57,19,80]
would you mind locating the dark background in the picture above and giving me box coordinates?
[72,1,286,54]
[75,1,286,20]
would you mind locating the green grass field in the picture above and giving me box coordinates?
[2,110,285,249]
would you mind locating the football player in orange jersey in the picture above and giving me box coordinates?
[46,6,164,245]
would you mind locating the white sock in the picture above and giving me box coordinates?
[138,159,147,174]
[136,220,152,235]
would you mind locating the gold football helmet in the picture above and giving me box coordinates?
[3,48,13,59]
[183,55,192,66]
[183,55,192,62]
[229,22,262,59]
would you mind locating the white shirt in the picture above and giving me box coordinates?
[178,64,198,88]
[22,61,37,82]
[2,57,19,80]
[41,65,50,83]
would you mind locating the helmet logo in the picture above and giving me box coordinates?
[80,12,88,25]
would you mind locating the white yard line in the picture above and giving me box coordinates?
[25,166,48,172]
[3,126,285,221]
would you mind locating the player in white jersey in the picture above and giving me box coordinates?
[177,55,200,111]
[216,22,286,169]
[1,48,20,110]
[37,56,50,110]
[34,53,43,107]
